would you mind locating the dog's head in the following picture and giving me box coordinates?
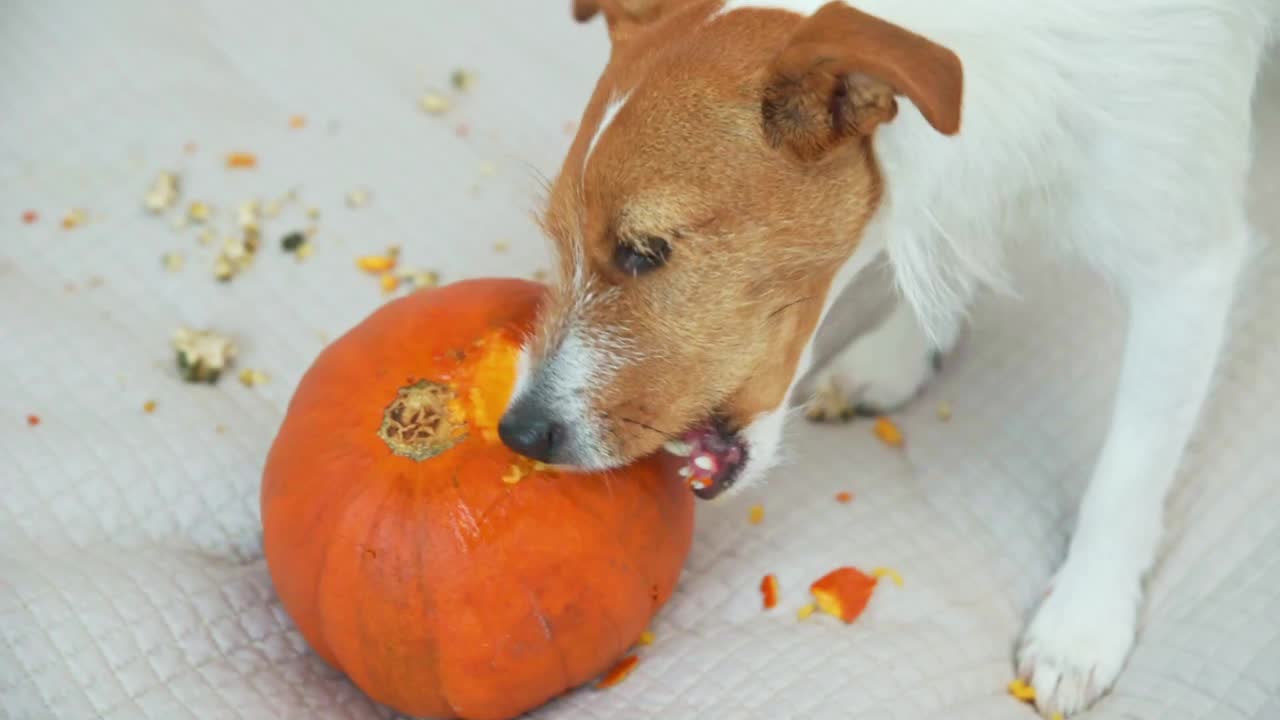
[499,1,961,497]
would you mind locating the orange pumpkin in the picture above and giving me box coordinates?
[261,279,695,720]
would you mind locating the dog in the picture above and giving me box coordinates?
[497,0,1278,715]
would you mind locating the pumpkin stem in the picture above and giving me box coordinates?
[378,380,466,461]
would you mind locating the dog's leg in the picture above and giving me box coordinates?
[1017,232,1245,716]
[806,298,951,421]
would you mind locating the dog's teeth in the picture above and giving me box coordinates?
[663,440,693,457]
[693,455,715,471]
[677,466,692,478]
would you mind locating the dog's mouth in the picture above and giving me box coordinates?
[662,416,748,500]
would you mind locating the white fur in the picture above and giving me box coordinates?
[511,343,533,403]
[720,0,1273,714]
[733,404,788,489]
[509,277,640,469]
[586,92,631,170]
[509,326,626,469]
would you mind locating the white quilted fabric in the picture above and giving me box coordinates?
[3,2,1279,719]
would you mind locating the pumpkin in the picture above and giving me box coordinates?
[261,278,695,720]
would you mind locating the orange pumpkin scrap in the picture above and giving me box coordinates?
[357,254,397,273]
[1008,678,1062,719]
[1008,678,1037,702]
[873,417,904,447]
[261,279,695,720]
[809,567,877,623]
[595,655,640,689]
[226,151,258,169]
[871,566,904,587]
[760,573,780,609]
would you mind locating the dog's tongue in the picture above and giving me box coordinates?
[667,421,746,500]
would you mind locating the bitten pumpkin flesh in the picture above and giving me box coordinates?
[261,279,695,720]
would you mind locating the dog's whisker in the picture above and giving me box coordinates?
[616,415,680,440]
[768,295,820,319]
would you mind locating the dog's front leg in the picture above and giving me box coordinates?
[1017,242,1245,716]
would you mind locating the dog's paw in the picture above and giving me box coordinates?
[1016,566,1140,717]
[806,324,938,424]
[804,378,857,423]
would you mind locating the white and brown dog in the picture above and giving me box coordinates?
[497,0,1278,715]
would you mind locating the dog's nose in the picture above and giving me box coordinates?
[498,398,564,463]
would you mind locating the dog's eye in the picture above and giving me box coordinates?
[614,237,671,276]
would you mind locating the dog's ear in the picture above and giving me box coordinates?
[762,2,963,161]
[572,0,606,22]
[572,0,673,42]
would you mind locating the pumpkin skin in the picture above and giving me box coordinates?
[261,279,695,720]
